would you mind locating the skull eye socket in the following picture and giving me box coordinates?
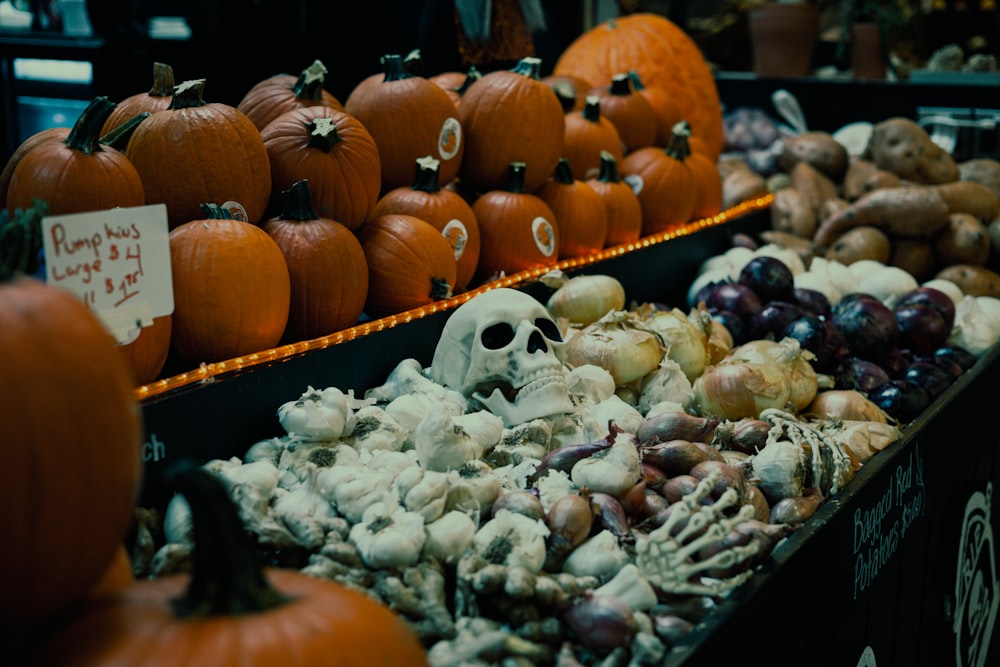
[535,317,563,343]
[480,322,515,349]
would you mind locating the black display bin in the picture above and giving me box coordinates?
[136,207,1000,666]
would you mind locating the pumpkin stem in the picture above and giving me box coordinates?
[582,96,602,123]
[511,56,543,80]
[412,156,442,193]
[596,150,621,183]
[148,62,176,97]
[306,116,343,153]
[200,202,237,220]
[0,200,48,281]
[553,158,575,185]
[609,73,633,96]
[100,111,151,151]
[380,54,412,82]
[167,465,291,618]
[505,162,528,193]
[429,276,453,301]
[627,70,647,92]
[280,180,321,221]
[666,121,691,162]
[291,59,329,103]
[550,80,578,112]
[455,66,482,95]
[63,96,116,156]
[404,48,423,76]
[168,79,208,110]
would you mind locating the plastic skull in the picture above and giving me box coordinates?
[430,288,574,427]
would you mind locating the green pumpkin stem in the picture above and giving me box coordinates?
[404,48,423,77]
[168,79,208,110]
[511,56,543,80]
[280,180,321,221]
[99,112,151,151]
[291,60,329,103]
[0,200,49,281]
[412,156,442,193]
[429,276,453,301]
[148,62,176,97]
[506,162,528,194]
[553,158,575,185]
[63,96,116,156]
[596,151,621,183]
[609,73,633,96]
[666,121,691,162]
[306,117,343,153]
[456,66,482,95]
[627,70,647,92]
[380,54,412,82]
[200,202,236,220]
[168,466,290,618]
[582,96,601,123]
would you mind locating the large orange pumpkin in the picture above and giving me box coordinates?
[25,467,428,667]
[263,179,369,342]
[0,203,143,636]
[554,13,724,158]
[628,70,684,148]
[0,126,69,211]
[168,204,291,364]
[237,59,345,133]
[125,79,272,228]
[101,61,175,137]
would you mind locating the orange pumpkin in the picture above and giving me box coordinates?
[125,78,272,228]
[587,73,657,154]
[345,54,464,193]
[86,545,136,599]
[260,105,382,231]
[101,62,175,137]
[357,213,457,318]
[428,65,482,106]
[26,467,428,667]
[7,97,145,216]
[0,203,143,635]
[238,59,345,133]
[117,314,173,386]
[369,156,481,293]
[472,162,560,285]
[562,95,625,181]
[621,122,697,235]
[541,73,591,112]
[168,203,290,364]
[0,126,69,211]
[554,13,724,158]
[458,56,565,194]
[586,151,642,247]
[681,121,724,220]
[628,70,684,148]
[536,158,607,259]
[263,179,369,342]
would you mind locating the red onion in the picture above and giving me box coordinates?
[529,439,612,483]
[636,411,719,445]
[770,494,823,525]
[661,474,702,504]
[652,614,695,646]
[588,491,632,543]
[562,593,638,651]
[642,439,723,477]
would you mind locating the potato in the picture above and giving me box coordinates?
[933,212,991,266]
[933,180,1000,222]
[889,237,938,282]
[825,226,891,265]
[771,186,817,238]
[777,131,849,181]
[722,167,768,209]
[863,117,959,184]
[935,263,1000,298]
[842,158,901,201]
[959,158,1000,200]
[813,185,950,247]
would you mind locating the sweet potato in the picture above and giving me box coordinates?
[788,160,838,218]
[777,131,849,181]
[932,180,1000,222]
[935,264,1000,298]
[933,212,991,266]
[771,186,817,238]
[842,158,902,201]
[863,117,959,184]
[813,185,950,247]
[959,158,1000,200]
[825,226,892,265]
[722,166,769,209]
[889,237,938,282]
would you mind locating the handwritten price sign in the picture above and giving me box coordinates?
[42,204,173,343]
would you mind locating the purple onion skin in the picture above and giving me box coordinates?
[562,593,639,651]
[794,287,831,317]
[748,301,806,340]
[868,380,930,423]
[836,357,891,393]
[894,303,949,356]
[636,412,719,446]
[710,309,749,346]
[935,345,977,371]
[738,255,796,304]
[528,440,611,483]
[781,315,847,374]
[588,492,633,543]
[894,287,956,331]
[706,283,763,320]
[831,293,898,362]
[903,362,954,398]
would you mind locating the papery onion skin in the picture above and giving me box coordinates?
[529,439,612,483]
[806,389,889,423]
[588,491,633,543]
[546,492,595,561]
[693,360,792,420]
[689,460,748,504]
[636,410,720,446]
[641,439,721,477]
[547,274,627,327]
[770,494,823,526]
[653,614,695,647]
[566,312,664,386]
[712,418,771,455]
[745,483,771,522]
[661,474,703,504]
[562,593,639,651]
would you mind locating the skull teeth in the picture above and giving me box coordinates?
[474,371,567,404]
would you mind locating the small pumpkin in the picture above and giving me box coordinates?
[0,126,68,211]
[260,105,382,231]
[679,121,723,220]
[458,56,565,194]
[536,157,608,259]
[0,202,143,635]
[237,59,345,132]
[6,96,146,216]
[25,467,428,667]
[628,70,683,148]
[472,161,560,285]
[100,61,175,137]
[263,179,369,342]
[357,213,457,318]
[125,78,272,228]
[586,150,642,247]
[369,155,481,292]
[562,95,625,181]
[588,73,657,154]
[428,65,482,106]
[117,314,173,386]
[621,121,697,235]
[168,203,291,364]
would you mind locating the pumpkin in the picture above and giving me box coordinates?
[628,70,683,148]
[541,73,591,112]
[260,105,382,231]
[621,121,697,235]
[587,73,657,154]
[357,213,457,318]
[472,161,560,285]
[100,61,175,137]
[536,157,607,259]
[237,59,345,132]
[125,78,272,228]
[0,202,143,635]
[0,126,68,211]
[168,203,290,364]
[345,54,464,193]
[117,314,173,386]
[562,95,625,181]
[26,467,428,667]
[680,121,724,220]
[263,179,369,342]
[586,150,642,247]
[553,13,724,158]
[428,65,482,106]
[6,96,145,216]
[369,155,481,293]
[457,56,565,194]
[87,545,136,599]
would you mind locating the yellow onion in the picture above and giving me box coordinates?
[727,338,817,411]
[544,272,626,326]
[806,389,889,424]
[692,360,791,421]
[565,311,664,386]
[641,307,710,382]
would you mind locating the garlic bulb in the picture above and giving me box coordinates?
[471,509,550,573]
[349,499,427,569]
[565,364,617,405]
[562,529,631,581]
[571,427,642,498]
[277,386,356,441]
[594,563,658,611]
[422,510,477,563]
[344,406,407,451]
[746,438,807,503]
[949,295,1000,356]
[638,358,694,414]
[566,310,664,387]
[545,272,627,326]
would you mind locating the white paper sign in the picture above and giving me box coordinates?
[42,204,173,343]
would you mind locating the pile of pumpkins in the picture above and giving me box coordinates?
[0,13,728,389]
